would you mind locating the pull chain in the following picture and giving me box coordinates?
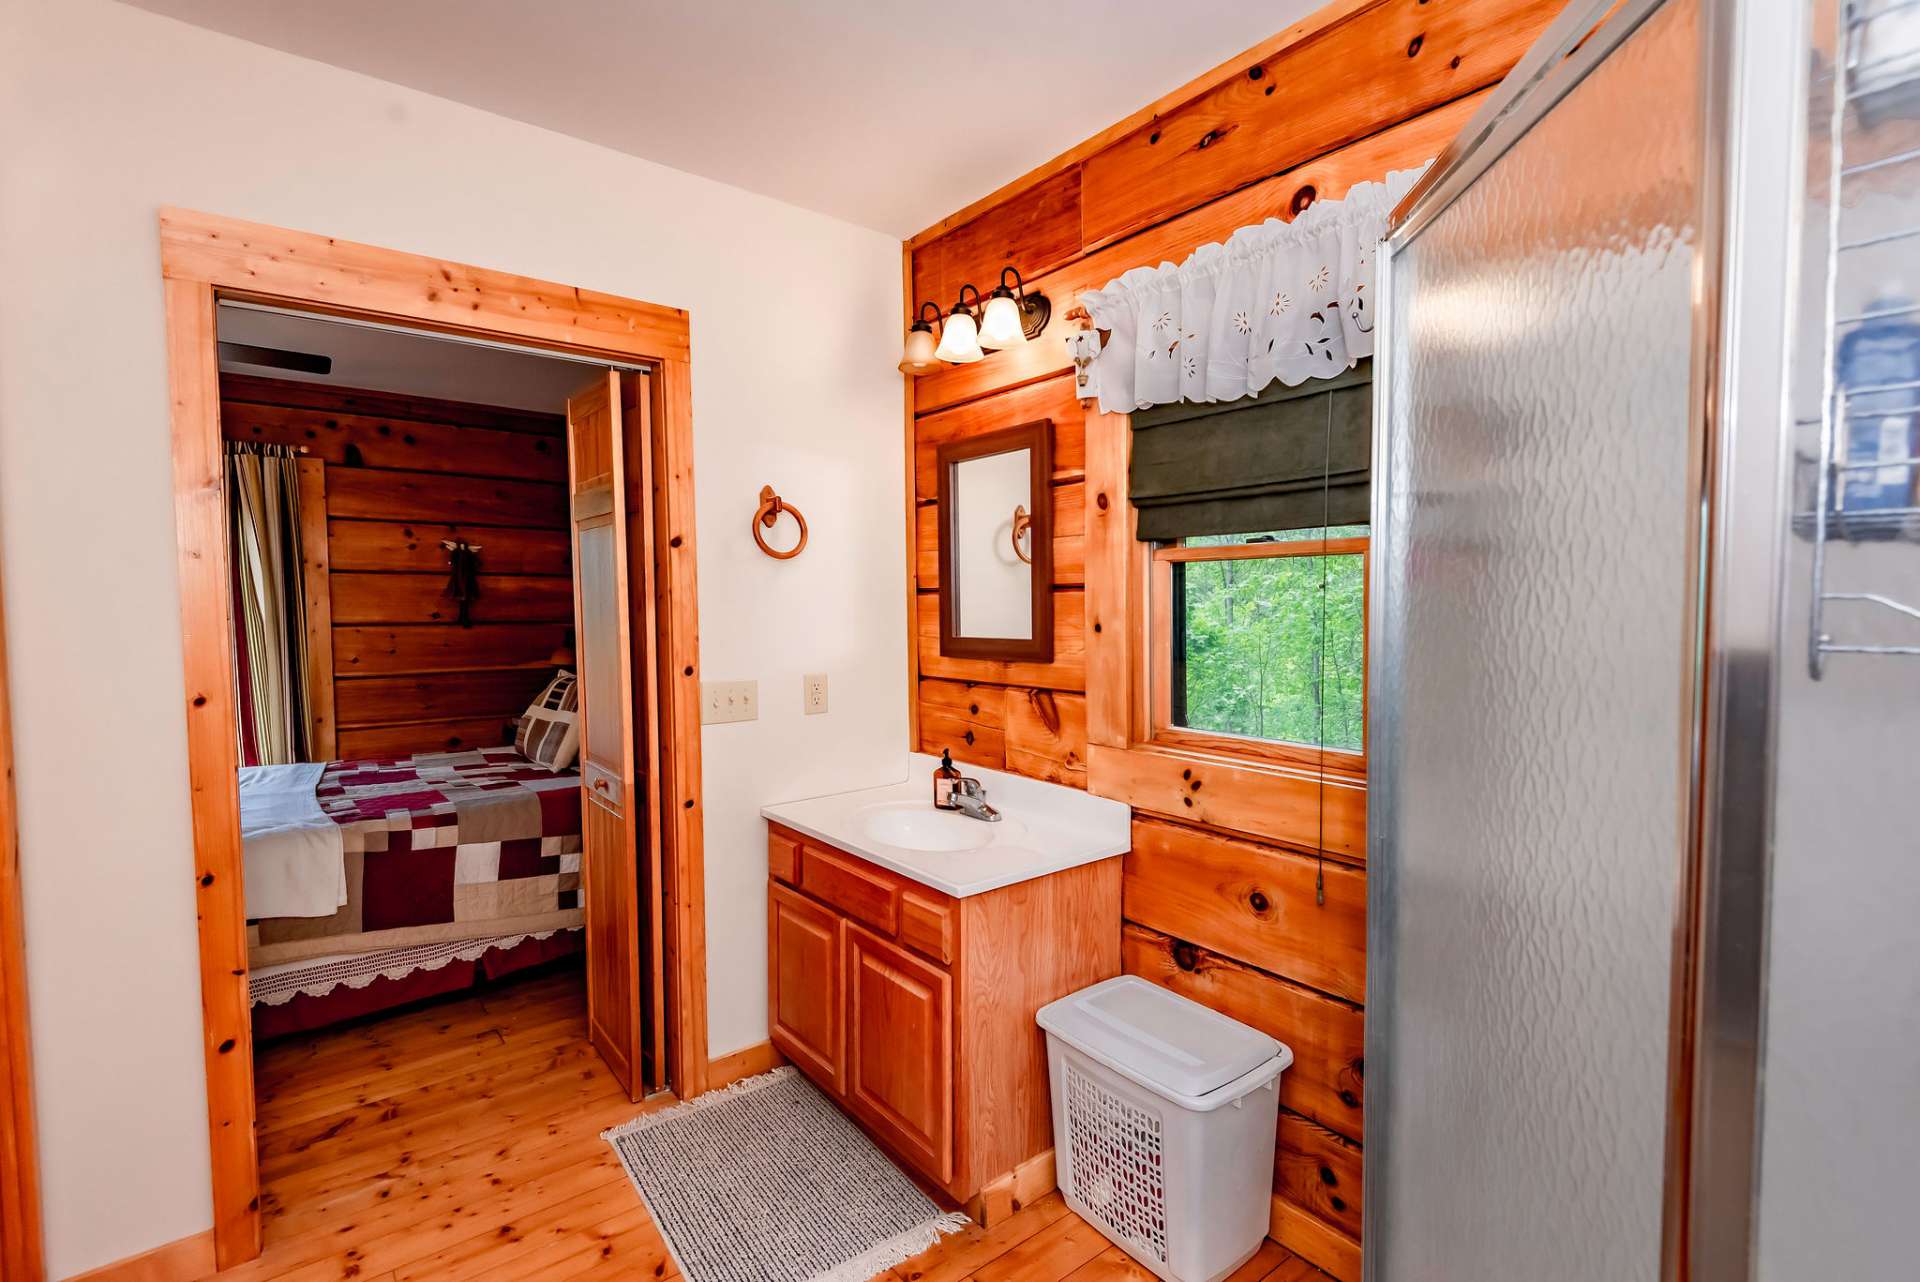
[1315,396,1332,908]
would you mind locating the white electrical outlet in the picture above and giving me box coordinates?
[803,672,828,715]
[700,680,758,725]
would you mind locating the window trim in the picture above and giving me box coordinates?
[1083,406,1369,856]
[1152,537,1367,775]
[1148,537,1369,780]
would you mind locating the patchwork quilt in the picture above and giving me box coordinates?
[247,747,584,969]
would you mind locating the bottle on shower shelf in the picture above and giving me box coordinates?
[1836,290,1920,527]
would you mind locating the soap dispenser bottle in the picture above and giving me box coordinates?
[933,749,961,811]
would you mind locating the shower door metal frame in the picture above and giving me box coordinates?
[1365,0,1794,1279]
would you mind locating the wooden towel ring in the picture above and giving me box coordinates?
[753,485,808,560]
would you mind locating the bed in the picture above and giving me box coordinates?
[240,746,585,1037]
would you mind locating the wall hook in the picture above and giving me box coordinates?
[1010,504,1033,564]
[752,485,808,560]
[440,539,484,627]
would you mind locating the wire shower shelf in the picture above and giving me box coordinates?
[1806,0,1920,677]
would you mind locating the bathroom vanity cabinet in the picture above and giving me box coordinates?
[765,822,1121,1217]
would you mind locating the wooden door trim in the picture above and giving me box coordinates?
[622,375,671,1090]
[293,457,336,760]
[0,559,44,1282]
[159,208,708,1269]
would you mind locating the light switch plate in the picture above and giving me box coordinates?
[803,672,828,715]
[701,680,758,725]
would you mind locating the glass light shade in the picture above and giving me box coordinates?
[898,324,939,374]
[934,309,983,363]
[977,293,1029,349]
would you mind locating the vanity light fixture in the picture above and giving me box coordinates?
[898,301,944,374]
[933,284,986,364]
[977,267,1050,350]
[899,267,1053,375]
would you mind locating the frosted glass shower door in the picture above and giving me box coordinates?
[1366,1,1706,1279]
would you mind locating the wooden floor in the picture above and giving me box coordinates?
[216,967,1325,1282]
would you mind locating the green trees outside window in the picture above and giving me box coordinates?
[1169,527,1366,752]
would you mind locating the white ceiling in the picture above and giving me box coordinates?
[118,0,1316,236]
[217,305,595,412]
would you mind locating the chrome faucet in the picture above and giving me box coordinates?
[951,776,1001,822]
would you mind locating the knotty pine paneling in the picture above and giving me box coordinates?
[1276,1112,1363,1242]
[917,677,1009,728]
[328,521,571,576]
[1122,924,1363,1143]
[918,677,1007,771]
[1122,816,1365,1004]
[336,716,516,759]
[221,401,564,480]
[221,378,573,757]
[916,590,1084,691]
[334,624,572,679]
[900,7,1555,1271]
[326,467,566,528]
[221,373,567,434]
[334,669,555,727]
[913,375,1086,496]
[331,572,573,626]
[1003,687,1087,787]
[912,90,1486,417]
[1089,743,1367,863]
[1272,1196,1362,1282]
[911,167,1084,314]
[919,706,1007,772]
[916,681,1088,788]
[1078,0,1559,247]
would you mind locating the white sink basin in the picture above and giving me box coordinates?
[858,801,1000,852]
[763,755,1131,898]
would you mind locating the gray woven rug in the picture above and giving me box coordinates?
[602,1066,971,1282]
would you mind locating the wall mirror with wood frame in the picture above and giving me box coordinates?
[936,420,1053,662]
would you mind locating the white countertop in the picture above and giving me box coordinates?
[761,754,1131,898]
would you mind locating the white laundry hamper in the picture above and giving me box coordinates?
[1037,976,1293,1282]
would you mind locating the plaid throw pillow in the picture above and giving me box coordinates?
[515,670,581,770]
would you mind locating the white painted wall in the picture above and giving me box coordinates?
[0,1,907,1274]
[1757,8,1920,1272]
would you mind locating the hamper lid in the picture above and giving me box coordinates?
[1036,975,1286,1102]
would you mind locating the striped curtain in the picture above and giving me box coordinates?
[227,443,311,765]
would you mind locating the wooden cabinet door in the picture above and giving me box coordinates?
[845,922,953,1184]
[769,883,844,1093]
[568,370,646,1101]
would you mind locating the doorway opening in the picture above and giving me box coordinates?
[161,209,709,1270]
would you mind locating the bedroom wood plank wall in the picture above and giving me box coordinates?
[220,375,574,760]
[903,1,1559,1275]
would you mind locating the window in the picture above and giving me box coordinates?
[1151,525,1367,767]
[1084,365,1373,841]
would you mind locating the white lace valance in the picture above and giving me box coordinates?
[1079,165,1428,413]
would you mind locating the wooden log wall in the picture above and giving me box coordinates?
[221,375,573,760]
[903,2,1560,1276]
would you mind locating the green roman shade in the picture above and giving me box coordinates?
[1128,360,1372,542]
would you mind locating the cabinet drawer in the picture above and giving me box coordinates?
[898,889,954,965]
[801,844,900,936]
[767,828,801,886]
